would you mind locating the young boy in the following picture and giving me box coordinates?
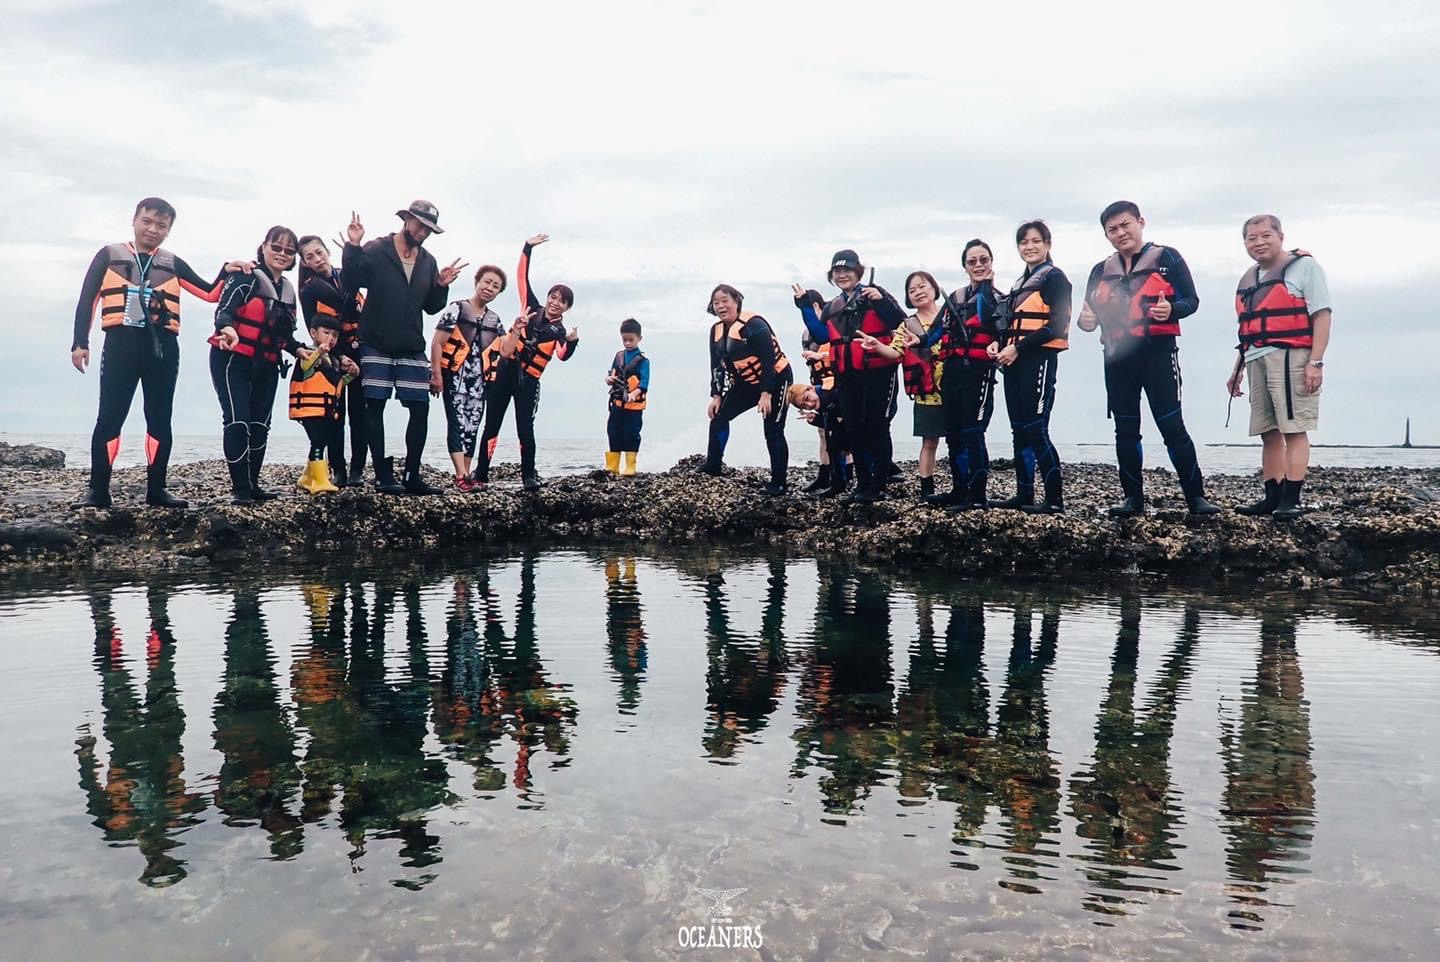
[605,318,649,476]
[288,314,360,494]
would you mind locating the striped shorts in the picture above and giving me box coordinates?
[360,346,430,403]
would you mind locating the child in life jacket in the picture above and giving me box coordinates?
[288,314,359,494]
[604,318,649,476]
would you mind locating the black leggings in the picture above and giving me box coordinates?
[339,378,366,475]
[1002,349,1064,504]
[941,359,996,503]
[210,347,279,492]
[473,368,541,481]
[301,417,341,462]
[607,409,643,452]
[837,367,897,489]
[89,328,179,489]
[366,396,429,479]
[1104,337,1204,500]
[704,372,793,485]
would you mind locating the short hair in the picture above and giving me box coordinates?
[961,239,993,264]
[619,318,642,336]
[903,270,943,309]
[134,197,176,223]
[1100,200,1141,226]
[1015,219,1051,245]
[474,264,508,290]
[1242,214,1283,238]
[786,383,812,407]
[707,283,744,315]
[548,283,574,308]
[255,225,300,268]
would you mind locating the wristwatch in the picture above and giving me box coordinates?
[1308,360,1325,368]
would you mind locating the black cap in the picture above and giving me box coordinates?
[396,199,444,234]
[308,314,342,333]
[827,249,863,282]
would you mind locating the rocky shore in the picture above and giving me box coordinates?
[1,451,1437,597]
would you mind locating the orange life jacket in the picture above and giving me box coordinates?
[1004,262,1068,351]
[712,312,789,386]
[942,283,999,362]
[802,337,834,389]
[208,271,297,364]
[1089,244,1180,339]
[96,243,184,335]
[439,301,504,374]
[512,317,571,380]
[1236,250,1314,350]
[288,354,348,421]
[609,349,648,411]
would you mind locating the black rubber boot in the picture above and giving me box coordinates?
[72,484,111,510]
[819,463,849,498]
[345,466,366,487]
[762,480,788,498]
[522,472,542,492]
[374,457,405,496]
[990,491,1035,510]
[924,490,964,507]
[1108,495,1146,518]
[1187,495,1223,516]
[919,476,935,500]
[1236,478,1282,516]
[1272,479,1305,520]
[226,456,255,505]
[403,469,443,496]
[145,464,188,509]
[1022,500,1065,515]
[802,465,832,494]
[946,499,985,514]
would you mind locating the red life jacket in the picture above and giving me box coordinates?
[821,291,900,373]
[1236,250,1314,350]
[900,313,940,397]
[209,271,297,364]
[609,349,648,411]
[1089,244,1180,339]
[941,283,998,362]
[1004,262,1068,351]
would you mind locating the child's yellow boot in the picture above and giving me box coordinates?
[621,452,637,477]
[298,459,338,495]
[605,451,620,475]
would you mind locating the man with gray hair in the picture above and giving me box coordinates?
[1226,214,1332,520]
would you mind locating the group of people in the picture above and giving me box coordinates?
[69,196,1330,521]
[705,202,1330,520]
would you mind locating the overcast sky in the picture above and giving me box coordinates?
[4,0,1438,463]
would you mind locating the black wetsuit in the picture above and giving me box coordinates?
[704,314,792,486]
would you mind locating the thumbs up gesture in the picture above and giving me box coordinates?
[1149,291,1173,322]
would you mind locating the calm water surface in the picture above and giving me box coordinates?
[1,550,1437,961]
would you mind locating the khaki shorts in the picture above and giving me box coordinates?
[1247,347,1319,435]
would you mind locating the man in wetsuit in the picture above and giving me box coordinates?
[71,197,226,509]
[1078,201,1221,517]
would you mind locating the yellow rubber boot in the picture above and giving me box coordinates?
[605,451,620,475]
[299,459,338,495]
[621,452,637,477]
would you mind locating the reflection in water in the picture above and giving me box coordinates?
[792,563,895,819]
[49,555,1359,938]
[604,558,648,721]
[74,587,206,887]
[701,558,788,762]
[1219,611,1316,930]
[211,587,304,859]
[1068,597,1201,920]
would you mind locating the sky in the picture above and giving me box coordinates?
[3,0,1438,465]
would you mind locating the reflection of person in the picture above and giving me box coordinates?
[291,581,349,821]
[700,559,788,759]
[75,585,206,886]
[431,575,506,794]
[792,563,895,815]
[605,557,649,717]
[211,587,304,858]
[1219,611,1315,930]
[1226,215,1333,520]
[1068,599,1201,916]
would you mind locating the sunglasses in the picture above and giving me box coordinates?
[965,256,992,267]
[268,243,297,257]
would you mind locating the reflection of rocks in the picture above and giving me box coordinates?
[2,458,1438,595]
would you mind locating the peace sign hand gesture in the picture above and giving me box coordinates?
[438,257,469,287]
[345,211,364,246]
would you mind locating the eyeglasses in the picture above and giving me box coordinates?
[268,243,297,257]
[965,256,992,267]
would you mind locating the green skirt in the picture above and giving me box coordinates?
[913,402,947,438]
